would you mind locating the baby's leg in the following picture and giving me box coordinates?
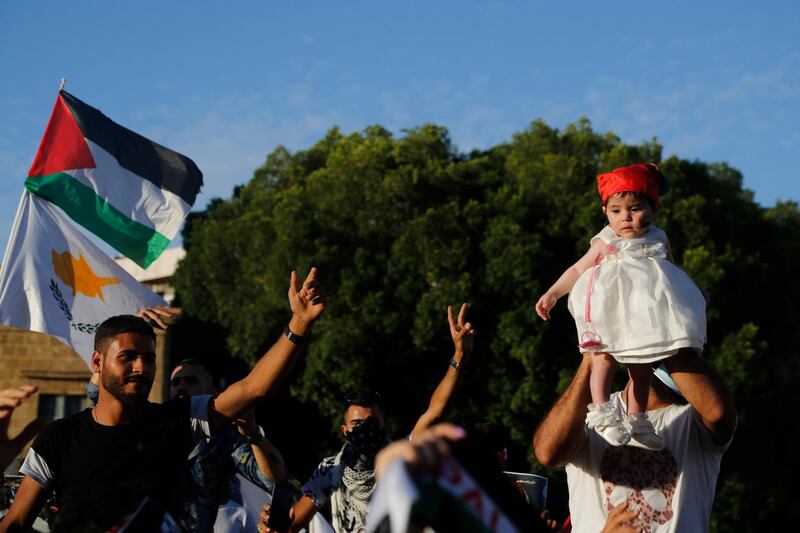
[627,363,652,414]
[590,352,617,405]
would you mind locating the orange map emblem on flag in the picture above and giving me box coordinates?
[51,249,119,301]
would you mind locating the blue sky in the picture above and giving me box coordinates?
[1,1,798,254]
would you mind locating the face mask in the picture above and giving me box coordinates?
[85,379,99,406]
[344,416,387,459]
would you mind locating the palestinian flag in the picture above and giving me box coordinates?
[24,90,202,268]
[367,458,529,533]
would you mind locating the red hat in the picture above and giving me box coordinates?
[597,163,669,204]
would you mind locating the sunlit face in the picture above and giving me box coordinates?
[341,404,384,436]
[170,364,214,400]
[93,332,156,406]
[603,193,656,239]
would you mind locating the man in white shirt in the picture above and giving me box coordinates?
[533,349,736,533]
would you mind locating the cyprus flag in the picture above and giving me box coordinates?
[0,193,165,365]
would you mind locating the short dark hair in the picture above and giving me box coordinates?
[343,389,383,415]
[172,358,217,385]
[174,358,212,374]
[94,315,156,353]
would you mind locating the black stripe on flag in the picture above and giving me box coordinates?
[59,90,203,206]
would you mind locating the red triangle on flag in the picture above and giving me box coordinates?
[28,94,96,177]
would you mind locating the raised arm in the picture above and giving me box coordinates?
[533,353,592,468]
[249,435,288,483]
[137,305,181,330]
[664,348,736,446]
[209,268,326,426]
[234,408,288,483]
[410,304,475,439]
[536,240,607,320]
[1,385,45,472]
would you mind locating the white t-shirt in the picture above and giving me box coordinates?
[214,500,257,533]
[565,392,733,533]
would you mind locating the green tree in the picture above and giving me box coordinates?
[173,119,797,530]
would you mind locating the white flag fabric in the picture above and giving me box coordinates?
[366,457,520,533]
[235,473,336,533]
[0,192,165,366]
[235,474,268,532]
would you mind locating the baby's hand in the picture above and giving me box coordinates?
[535,292,558,321]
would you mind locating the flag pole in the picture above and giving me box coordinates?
[59,78,66,91]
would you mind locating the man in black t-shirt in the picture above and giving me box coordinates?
[0,268,325,532]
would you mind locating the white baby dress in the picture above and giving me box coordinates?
[567,225,706,363]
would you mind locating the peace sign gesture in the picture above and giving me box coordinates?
[448,303,475,356]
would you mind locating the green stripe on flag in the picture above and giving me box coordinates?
[25,172,170,268]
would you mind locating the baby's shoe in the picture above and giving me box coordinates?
[625,413,666,451]
[586,402,630,446]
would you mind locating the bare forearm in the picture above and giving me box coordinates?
[0,516,32,533]
[411,350,468,438]
[665,349,736,445]
[213,319,310,422]
[548,241,605,299]
[289,496,318,533]
[429,348,468,414]
[0,518,25,533]
[252,437,288,482]
[0,477,46,532]
[533,354,592,468]
[546,265,581,299]
[241,335,303,399]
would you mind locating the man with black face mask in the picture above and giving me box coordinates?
[281,304,475,533]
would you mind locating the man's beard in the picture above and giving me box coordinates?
[102,371,151,406]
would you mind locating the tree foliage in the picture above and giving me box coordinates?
[173,119,798,530]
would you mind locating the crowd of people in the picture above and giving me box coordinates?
[0,164,736,533]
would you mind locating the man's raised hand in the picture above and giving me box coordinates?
[448,303,475,355]
[288,267,327,335]
[0,385,46,472]
[137,305,180,330]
